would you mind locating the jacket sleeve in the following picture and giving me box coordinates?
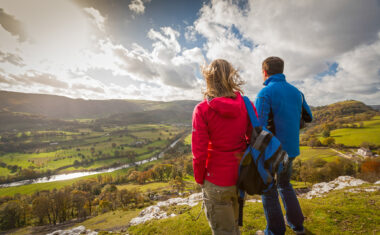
[255,89,271,128]
[301,92,313,122]
[191,104,209,185]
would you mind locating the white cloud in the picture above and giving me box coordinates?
[111,27,203,89]
[128,0,150,15]
[192,0,380,105]
[84,7,106,32]
[0,0,204,100]
[1,0,378,105]
[184,25,197,42]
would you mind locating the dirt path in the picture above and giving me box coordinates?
[330,148,362,162]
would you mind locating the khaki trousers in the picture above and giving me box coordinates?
[203,180,240,235]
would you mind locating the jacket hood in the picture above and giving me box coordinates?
[207,92,243,118]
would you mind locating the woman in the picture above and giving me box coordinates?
[192,59,257,235]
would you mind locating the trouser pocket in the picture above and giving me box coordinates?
[203,180,240,235]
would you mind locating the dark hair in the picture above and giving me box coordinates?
[262,56,284,76]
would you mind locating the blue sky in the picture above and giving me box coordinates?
[0,0,379,105]
[75,0,206,50]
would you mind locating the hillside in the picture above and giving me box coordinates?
[0,90,198,120]
[311,100,377,124]
[0,110,78,131]
[127,180,379,235]
[10,177,379,235]
[96,101,197,125]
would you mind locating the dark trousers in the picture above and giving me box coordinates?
[261,158,304,235]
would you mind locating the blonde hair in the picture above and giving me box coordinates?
[202,59,244,99]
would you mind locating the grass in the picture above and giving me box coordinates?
[184,134,191,145]
[0,167,11,177]
[0,179,77,196]
[72,209,140,231]
[298,146,342,162]
[290,180,312,189]
[320,116,380,147]
[128,186,380,234]
[117,182,170,192]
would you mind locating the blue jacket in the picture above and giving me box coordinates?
[254,73,312,158]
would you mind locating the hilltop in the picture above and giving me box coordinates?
[1,90,378,124]
[0,90,198,120]
[311,100,377,124]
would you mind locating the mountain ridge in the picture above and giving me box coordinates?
[0,90,199,119]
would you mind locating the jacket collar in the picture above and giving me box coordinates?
[263,73,286,86]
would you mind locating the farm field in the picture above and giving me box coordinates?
[0,123,189,184]
[298,146,342,162]
[0,157,166,197]
[320,116,380,147]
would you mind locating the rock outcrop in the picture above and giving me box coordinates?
[129,192,203,226]
[300,176,368,199]
[46,225,98,235]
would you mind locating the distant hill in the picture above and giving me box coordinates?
[97,103,195,125]
[311,100,377,123]
[370,105,380,111]
[2,90,377,127]
[0,90,199,120]
[0,110,77,131]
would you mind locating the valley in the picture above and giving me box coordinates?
[0,91,379,234]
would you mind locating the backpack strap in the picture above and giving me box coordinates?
[243,96,260,128]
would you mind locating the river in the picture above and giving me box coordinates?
[0,137,183,188]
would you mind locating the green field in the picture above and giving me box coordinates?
[0,123,187,179]
[298,146,341,162]
[0,178,79,196]
[321,116,380,147]
[0,158,163,197]
[72,209,140,231]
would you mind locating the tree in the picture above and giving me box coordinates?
[50,189,71,224]
[322,129,330,137]
[322,137,335,147]
[360,142,373,150]
[128,171,140,182]
[170,176,185,193]
[32,196,51,225]
[99,200,111,213]
[0,200,23,230]
[118,189,132,208]
[308,137,321,147]
[71,190,88,219]
[361,159,380,174]
[126,151,136,163]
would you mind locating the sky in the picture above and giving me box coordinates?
[0,0,379,106]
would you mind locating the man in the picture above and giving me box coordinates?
[254,56,312,235]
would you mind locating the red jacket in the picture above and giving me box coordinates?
[192,92,258,186]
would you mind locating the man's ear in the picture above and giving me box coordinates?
[263,69,268,78]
